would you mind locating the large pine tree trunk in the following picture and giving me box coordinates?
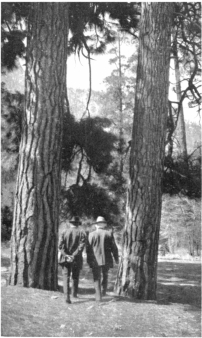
[115,3,174,300]
[9,3,70,290]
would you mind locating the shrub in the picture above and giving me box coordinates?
[1,206,13,241]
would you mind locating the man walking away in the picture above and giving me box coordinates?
[58,216,86,304]
[87,216,119,302]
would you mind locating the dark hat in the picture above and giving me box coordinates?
[69,216,81,225]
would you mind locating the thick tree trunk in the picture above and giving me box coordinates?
[9,3,70,290]
[115,3,174,300]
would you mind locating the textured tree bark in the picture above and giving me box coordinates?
[9,3,70,290]
[115,3,174,300]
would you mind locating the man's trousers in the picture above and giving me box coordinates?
[62,263,80,300]
[92,265,109,301]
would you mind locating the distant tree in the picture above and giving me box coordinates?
[1,3,29,71]
[94,35,137,211]
[174,2,201,112]
[163,153,201,198]
[61,115,121,224]
[60,183,120,225]
[1,84,23,224]
[160,195,201,256]
[103,34,137,173]
[172,33,188,159]
[1,83,23,156]
[168,2,201,158]
[186,121,201,153]
[1,206,13,241]
[62,116,116,180]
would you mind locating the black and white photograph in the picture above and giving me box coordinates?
[1,1,201,337]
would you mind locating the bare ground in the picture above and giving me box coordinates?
[1,243,201,337]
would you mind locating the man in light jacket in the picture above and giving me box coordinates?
[58,216,85,304]
[87,216,119,302]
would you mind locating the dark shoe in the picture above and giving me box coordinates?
[72,279,79,298]
[65,298,71,304]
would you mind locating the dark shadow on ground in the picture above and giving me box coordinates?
[157,283,201,310]
[157,261,201,309]
[78,287,95,295]
[58,284,95,295]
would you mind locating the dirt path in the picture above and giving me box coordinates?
[1,245,201,337]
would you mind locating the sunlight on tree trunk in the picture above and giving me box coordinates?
[115,3,174,300]
[9,3,70,290]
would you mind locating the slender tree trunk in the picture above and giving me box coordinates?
[173,34,188,158]
[115,3,174,300]
[118,34,124,176]
[9,3,70,290]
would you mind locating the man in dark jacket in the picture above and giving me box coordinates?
[58,216,85,303]
[86,216,119,302]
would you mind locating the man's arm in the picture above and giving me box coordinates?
[58,232,66,256]
[110,232,119,264]
[86,233,96,268]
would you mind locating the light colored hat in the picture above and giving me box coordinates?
[93,216,107,227]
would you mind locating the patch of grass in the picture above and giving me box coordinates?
[1,284,201,337]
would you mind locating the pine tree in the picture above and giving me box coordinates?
[172,33,188,159]
[115,3,174,300]
[9,3,70,290]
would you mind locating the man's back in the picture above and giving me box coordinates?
[88,228,118,267]
[59,226,85,265]
[62,227,83,255]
